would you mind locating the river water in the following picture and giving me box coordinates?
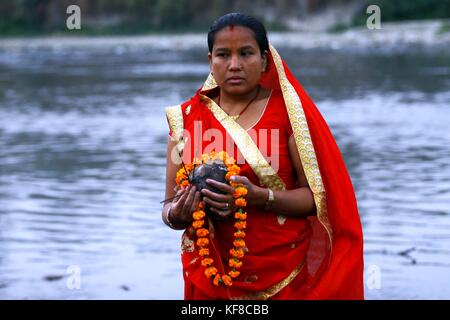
[0,37,449,299]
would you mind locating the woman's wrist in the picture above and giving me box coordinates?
[252,186,269,208]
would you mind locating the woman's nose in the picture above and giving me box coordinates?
[229,55,242,70]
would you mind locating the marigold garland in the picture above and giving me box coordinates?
[175,150,248,286]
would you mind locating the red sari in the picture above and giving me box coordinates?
[165,45,364,300]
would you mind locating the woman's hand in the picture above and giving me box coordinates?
[170,185,201,225]
[202,175,267,220]
[228,175,267,208]
[201,179,236,220]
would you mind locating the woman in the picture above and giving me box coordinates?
[162,13,364,300]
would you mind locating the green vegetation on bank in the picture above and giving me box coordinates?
[352,0,450,26]
[1,0,450,36]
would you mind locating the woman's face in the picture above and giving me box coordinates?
[208,25,266,97]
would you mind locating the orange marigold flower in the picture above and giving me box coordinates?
[229,258,243,269]
[233,239,246,248]
[229,182,243,188]
[234,221,247,230]
[228,164,240,174]
[199,248,210,257]
[209,151,217,159]
[196,237,209,247]
[201,258,214,267]
[218,151,228,161]
[234,230,246,238]
[201,154,210,163]
[228,270,240,278]
[235,198,247,207]
[192,210,206,220]
[197,201,205,209]
[180,180,189,188]
[222,275,233,286]
[229,248,245,258]
[213,274,222,286]
[192,220,204,229]
[205,267,218,278]
[224,157,236,165]
[175,172,187,185]
[225,172,235,181]
[196,228,209,237]
[234,212,247,220]
[233,187,248,198]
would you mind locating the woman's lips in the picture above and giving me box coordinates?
[227,77,244,84]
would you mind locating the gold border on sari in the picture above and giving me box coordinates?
[231,259,306,300]
[165,104,186,157]
[269,45,333,242]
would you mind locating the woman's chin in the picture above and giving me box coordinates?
[223,84,252,96]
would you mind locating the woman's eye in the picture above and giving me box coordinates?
[241,51,252,57]
[217,53,228,57]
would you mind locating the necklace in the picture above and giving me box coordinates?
[218,86,261,121]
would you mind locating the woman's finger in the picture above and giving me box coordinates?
[203,196,230,210]
[201,188,229,202]
[206,179,235,194]
[182,185,197,214]
[189,191,201,214]
[173,186,189,205]
[229,175,249,186]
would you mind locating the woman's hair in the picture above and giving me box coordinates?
[207,13,269,55]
